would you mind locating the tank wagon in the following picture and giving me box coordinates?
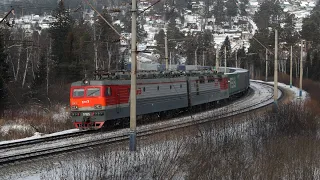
[69,67,249,129]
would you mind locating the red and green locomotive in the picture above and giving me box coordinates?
[70,68,249,129]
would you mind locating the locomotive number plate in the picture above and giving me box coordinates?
[83,113,91,116]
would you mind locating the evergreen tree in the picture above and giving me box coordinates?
[96,10,120,70]
[30,53,47,100]
[167,18,184,52]
[122,11,147,42]
[226,0,238,28]
[184,35,198,65]
[220,36,232,66]
[155,29,165,46]
[253,0,283,30]
[198,30,214,66]
[175,0,189,9]
[72,21,93,77]
[239,0,248,16]
[237,47,247,68]
[301,2,320,80]
[154,29,165,57]
[0,33,9,115]
[49,0,76,82]
[137,20,147,42]
[282,14,299,46]
[311,52,320,81]
[213,0,225,25]
[247,28,272,73]
[122,11,131,33]
[249,29,273,53]
[226,0,238,18]
[32,54,47,90]
[301,2,320,45]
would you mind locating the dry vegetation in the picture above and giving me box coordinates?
[0,118,4,127]
[0,105,74,141]
[36,100,320,180]
[2,76,320,179]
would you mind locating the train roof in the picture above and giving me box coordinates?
[218,67,249,74]
[71,69,226,86]
[71,68,248,87]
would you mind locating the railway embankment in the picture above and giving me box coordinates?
[37,92,319,179]
[2,81,320,179]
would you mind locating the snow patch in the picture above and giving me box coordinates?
[0,124,34,135]
[52,107,70,122]
[0,129,79,145]
[252,80,309,101]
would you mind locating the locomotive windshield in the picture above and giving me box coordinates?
[87,88,101,97]
[73,89,84,97]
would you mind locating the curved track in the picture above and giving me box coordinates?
[0,130,96,150]
[0,81,281,166]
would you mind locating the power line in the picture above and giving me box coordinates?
[0,7,14,25]
[138,0,161,16]
[251,36,274,55]
[83,0,124,40]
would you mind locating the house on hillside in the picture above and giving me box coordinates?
[241,31,253,40]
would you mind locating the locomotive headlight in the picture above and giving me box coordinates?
[71,105,78,110]
[94,104,102,109]
[82,78,89,85]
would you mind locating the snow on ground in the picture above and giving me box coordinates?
[214,33,228,46]
[248,17,258,35]
[0,129,79,145]
[0,81,276,157]
[273,82,309,101]
[0,81,305,179]
[0,124,34,136]
[0,80,305,147]
[52,107,70,122]
[251,80,309,101]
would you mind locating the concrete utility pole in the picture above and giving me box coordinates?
[299,40,304,97]
[195,46,198,65]
[22,47,31,88]
[129,0,137,151]
[163,0,169,70]
[47,38,51,96]
[224,46,227,73]
[169,51,172,70]
[265,48,268,82]
[235,49,238,68]
[274,29,278,106]
[290,46,293,88]
[93,23,98,71]
[216,47,219,72]
[202,50,205,66]
[0,8,14,24]
[164,31,169,70]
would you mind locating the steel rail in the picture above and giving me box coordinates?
[0,83,252,150]
[0,129,96,150]
[0,82,281,166]
[0,88,251,152]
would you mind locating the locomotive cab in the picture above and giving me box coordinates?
[70,80,110,129]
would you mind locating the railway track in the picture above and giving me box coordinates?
[0,81,281,166]
[0,129,96,150]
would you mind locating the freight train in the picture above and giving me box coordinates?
[69,67,250,129]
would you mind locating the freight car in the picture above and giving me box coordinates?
[69,67,249,129]
[221,67,250,97]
